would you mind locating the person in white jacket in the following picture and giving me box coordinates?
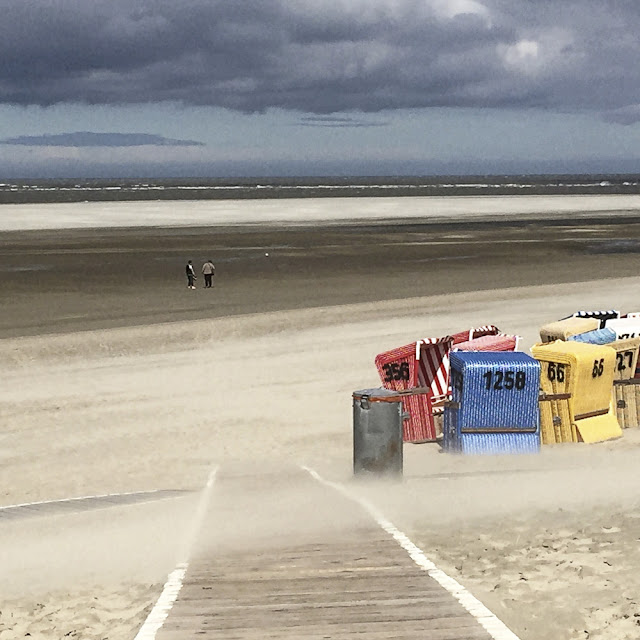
[202,259,215,288]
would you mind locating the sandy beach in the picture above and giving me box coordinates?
[2,195,640,639]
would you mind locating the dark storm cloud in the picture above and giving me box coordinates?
[2,1,640,119]
[0,132,204,146]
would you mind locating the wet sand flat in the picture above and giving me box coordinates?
[2,212,640,338]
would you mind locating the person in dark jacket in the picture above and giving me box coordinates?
[186,260,196,289]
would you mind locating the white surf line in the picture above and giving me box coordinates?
[301,465,521,640]
[134,466,219,640]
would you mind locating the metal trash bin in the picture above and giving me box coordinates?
[353,388,403,477]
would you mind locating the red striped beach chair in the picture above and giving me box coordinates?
[374,340,446,442]
[374,326,507,443]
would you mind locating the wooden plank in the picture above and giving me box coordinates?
[159,616,491,636]
[159,622,491,640]
[170,591,457,608]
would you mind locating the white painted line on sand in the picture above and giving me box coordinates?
[177,464,218,564]
[301,465,521,640]
[133,563,188,640]
[134,466,219,640]
[0,489,173,512]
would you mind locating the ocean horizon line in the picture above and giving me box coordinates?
[1,173,640,205]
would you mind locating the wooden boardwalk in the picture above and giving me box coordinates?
[156,467,494,639]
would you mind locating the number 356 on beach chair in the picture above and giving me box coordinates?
[531,341,622,444]
[374,338,452,443]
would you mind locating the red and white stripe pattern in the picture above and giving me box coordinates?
[416,336,454,403]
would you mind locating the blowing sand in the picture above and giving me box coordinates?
[2,196,640,639]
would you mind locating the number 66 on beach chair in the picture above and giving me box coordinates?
[532,340,622,444]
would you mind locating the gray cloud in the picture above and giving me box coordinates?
[0,132,204,147]
[298,115,389,127]
[603,105,640,126]
[2,1,640,120]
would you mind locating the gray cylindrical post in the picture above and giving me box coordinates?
[353,388,403,477]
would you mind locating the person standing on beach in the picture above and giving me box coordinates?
[202,259,215,288]
[185,260,196,289]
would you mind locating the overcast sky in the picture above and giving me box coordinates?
[2,0,640,178]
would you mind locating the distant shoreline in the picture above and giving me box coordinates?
[2,173,640,204]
